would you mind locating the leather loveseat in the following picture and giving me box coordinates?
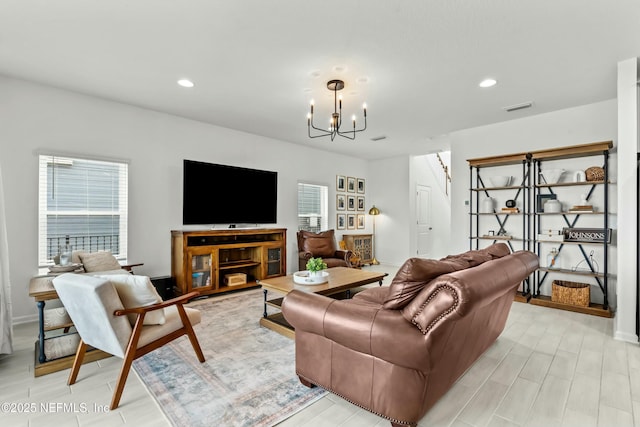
[281,243,538,427]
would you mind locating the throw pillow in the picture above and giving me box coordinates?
[300,230,337,258]
[383,258,465,310]
[79,251,122,272]
[96,274,165,325]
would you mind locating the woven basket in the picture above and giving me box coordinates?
[585,166,604,182]
[551,280,590,307]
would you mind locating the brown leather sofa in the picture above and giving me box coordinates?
[297,229,354,271]
[281,243,538,427]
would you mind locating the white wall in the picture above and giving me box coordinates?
[367,156,412,267]
[0,76,371,322]
[616,58,639,342]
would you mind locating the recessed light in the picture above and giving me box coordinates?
[177,79,195,88]
[479,78,497,88]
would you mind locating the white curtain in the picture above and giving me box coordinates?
[0,164,13,354]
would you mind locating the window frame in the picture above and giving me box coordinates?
[297,182,329,233]
[37,153,129,267]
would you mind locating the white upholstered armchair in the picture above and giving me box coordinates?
[52,273,205,409]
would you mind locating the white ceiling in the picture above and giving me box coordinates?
[1,1,639,160]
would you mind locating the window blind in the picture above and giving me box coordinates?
[297,183,328,233]
[38,155,128,266]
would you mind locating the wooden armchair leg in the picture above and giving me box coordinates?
[110,350,136,410]
[177,305,205,363]
[68,340,88,385]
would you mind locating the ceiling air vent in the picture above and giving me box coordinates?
[370,135,387,141]
[503,102,533,112]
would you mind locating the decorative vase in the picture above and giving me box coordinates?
[480,197,494,213]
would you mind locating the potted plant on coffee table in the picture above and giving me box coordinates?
[306,257,328,277]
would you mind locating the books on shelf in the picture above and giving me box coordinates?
[568,205,594,213]
[500,207,520,213]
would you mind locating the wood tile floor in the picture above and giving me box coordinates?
[2,264,639,426]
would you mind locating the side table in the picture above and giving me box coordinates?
[28,275,111,376]
[28,263,143,376]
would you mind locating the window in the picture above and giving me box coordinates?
[38,154,128,266]
[297,183,328,233]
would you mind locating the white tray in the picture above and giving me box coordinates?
[293,270,329,285]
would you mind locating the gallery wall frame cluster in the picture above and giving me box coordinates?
[336,175,365,230]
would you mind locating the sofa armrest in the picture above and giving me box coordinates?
[282,290,430,371]
[402,251,538,333]
[334,249,353,265]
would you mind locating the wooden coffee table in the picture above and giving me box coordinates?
[258,266,388,338]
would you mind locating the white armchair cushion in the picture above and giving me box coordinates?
[52,273,132,358]
[97,274,165,325]
[137,306,201,348]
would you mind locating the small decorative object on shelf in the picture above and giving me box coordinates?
[489,175,512,187]
[481,196,494,213]
[543,199,562,213]
[585,166,604,181]
[572,170,586,182]
[546,247,558,268]
[537,229,563,242]
[572,250,599,273]
[562,227,611,244]
[551,280,590,307]
[536,193,556,213]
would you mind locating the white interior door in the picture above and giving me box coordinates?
[416,185,432,257]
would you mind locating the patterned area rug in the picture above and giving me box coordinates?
[133,289,326,427]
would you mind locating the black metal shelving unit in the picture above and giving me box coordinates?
[530,141,613,317]
[468,152,532,301]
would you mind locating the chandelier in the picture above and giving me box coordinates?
[307,79,367,141]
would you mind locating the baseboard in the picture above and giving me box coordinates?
[614,330,639,344]
[13,313,38,325]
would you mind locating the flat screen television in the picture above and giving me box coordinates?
[183,160,278,225]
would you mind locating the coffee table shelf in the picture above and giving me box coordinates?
[258,267,387,338]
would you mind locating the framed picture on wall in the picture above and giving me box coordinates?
[347,177,356,192]
[347,214,356,229]
[357,214,365,229]
[357,196,365,211]
[337,213,346,230]
[536,193,557,213]
[337,175,346,192]
[347,195,356,211]
[357,178,365,194]
[336,194,346,211]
